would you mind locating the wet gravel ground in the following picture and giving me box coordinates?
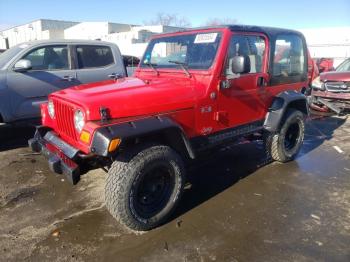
[0,115,349,262]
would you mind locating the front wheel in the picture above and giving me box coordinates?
[105,145,185,231]
[264,109,305,163]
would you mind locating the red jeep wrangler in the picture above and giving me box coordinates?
[29,25,309,231]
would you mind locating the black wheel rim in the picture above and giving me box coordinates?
[133,163,174,219]
[284,122,300,152]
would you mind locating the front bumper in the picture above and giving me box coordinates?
[310,90,350,114]
[28,127,81,184]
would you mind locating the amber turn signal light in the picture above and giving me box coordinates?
[108,138,121,152]
[80,130,91,144]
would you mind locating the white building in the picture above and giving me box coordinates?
[0,20,185,57]
[64,22,134,41]
[299,27,350,67]
[102,25,183,57]
[0,19,78,49]
[3,19,348,64]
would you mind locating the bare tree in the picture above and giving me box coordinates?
[204,18,238,26]
[144,13,191,27]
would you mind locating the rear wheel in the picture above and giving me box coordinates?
[105,145,185,231]
[264,109,305,162]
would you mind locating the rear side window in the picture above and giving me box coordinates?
[272,34,305,78]
[23,45,69,70]
[76,45,114,69]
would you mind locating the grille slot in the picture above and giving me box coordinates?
[325,81,350,92]
[53,100,76,139]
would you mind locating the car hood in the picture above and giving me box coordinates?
[51,77,196,121]
[320,71,350,82]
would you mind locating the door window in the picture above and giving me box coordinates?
[76,45,114,69]
[272,34,305,79]
[22,45,69,70]
[225,35,266,75]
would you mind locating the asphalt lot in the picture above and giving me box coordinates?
[0,115,349,262]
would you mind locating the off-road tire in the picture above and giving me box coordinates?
[105,145,185,231]
[264,109,305,163]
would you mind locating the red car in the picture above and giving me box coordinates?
[30,25,310,231]
[310,58,350,114]
[316,58,334,73]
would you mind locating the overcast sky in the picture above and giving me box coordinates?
[1,0,350,30]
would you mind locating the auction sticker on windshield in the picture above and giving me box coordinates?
[194,33,218,44]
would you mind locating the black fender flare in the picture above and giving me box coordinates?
[90,116,196,159]
[263,90,308,132]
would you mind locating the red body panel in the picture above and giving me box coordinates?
[42,27,308,154]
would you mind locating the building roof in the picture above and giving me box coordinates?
[0,19,78,32]
[13,39,116,46]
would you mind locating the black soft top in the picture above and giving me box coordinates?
[182,24,304,39]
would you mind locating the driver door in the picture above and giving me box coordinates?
[217,33,269,127]
[6,44,78,120]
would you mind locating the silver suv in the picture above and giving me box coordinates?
[0,40,126,123]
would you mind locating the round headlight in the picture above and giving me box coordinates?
[74,109,85,133]
[48,100,55,119]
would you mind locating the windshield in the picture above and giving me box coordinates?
[141,32,222,70]
[336,59,350,72]
[0,44,28,69]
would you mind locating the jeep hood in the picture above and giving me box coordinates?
[51,77,195,120]
[320,71,350,82]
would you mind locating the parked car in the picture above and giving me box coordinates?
[30,25,309,231]
[315,58,334,73]
[310,58,350,114]
[0,40,126,124]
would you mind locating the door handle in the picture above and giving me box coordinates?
[108,73,122,80]
[61,76,75,82]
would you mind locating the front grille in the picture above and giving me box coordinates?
[325,81,350,92]
[53,99,77,139]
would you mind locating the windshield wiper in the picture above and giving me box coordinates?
[168,60,191,78]
[144,61,159,76]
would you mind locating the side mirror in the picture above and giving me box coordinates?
[14,59,32,72]
[231,55,250,74]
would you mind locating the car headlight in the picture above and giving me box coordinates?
[74,109,85,133]
[311,76,324,90]
[48,100,55,119]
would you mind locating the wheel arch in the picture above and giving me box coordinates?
[91,116,195,159]
[264,90,308,132]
